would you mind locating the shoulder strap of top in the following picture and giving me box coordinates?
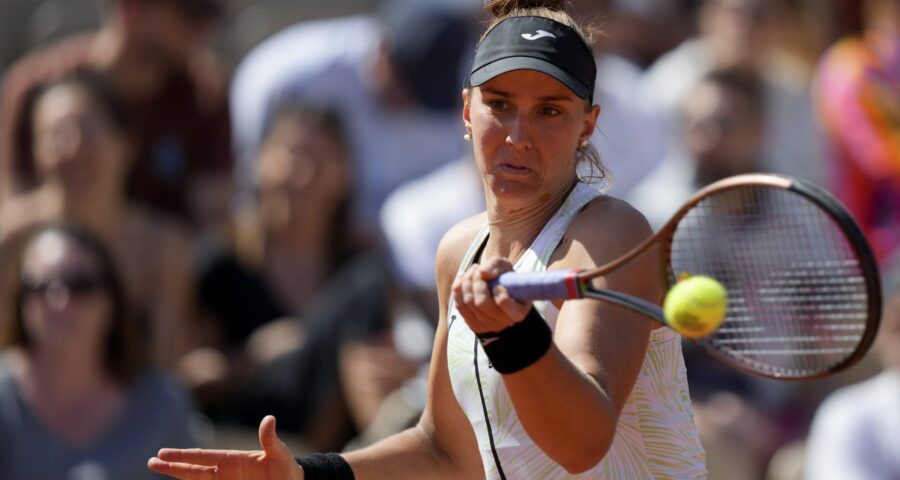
[454,183,601,276]
[515,183,602,322]
[449,184,602,326]
[516,182,603,271]
[455,223,490,277]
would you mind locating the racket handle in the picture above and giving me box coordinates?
[490,270,583,302]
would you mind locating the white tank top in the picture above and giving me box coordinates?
[447,183,707,479]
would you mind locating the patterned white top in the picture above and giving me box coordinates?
[446,182,707,479]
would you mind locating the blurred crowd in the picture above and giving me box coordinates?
[0,0,897,479]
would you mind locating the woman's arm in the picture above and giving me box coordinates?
[149,216,485,480]
[455,198,660,474]
[343,217,484,479]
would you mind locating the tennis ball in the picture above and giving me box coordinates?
[664,275,728,338]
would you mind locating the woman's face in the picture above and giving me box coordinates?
[31,84,129,194]
[19,232,113,354]
[257,116,350,229]
[464,69,599,206]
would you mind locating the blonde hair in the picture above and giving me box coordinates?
[483,0,596,45]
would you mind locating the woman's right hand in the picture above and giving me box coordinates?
[452,258,532,335]
[148,415,304,480]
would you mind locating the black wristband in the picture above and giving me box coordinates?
[295,453,355,480]
[476,307,553,374]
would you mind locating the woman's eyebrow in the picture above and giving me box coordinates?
[537,95,573,103]
[481,87,574,103]
[480,87,511,97]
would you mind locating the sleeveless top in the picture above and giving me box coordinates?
[446,183,707,479]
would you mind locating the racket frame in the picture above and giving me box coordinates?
[570,173,881,380]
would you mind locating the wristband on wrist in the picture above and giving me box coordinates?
[475,307,553,374]
[294,453,355,480]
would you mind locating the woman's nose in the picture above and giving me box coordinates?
[505,115,533,151]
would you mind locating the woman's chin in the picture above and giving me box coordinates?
[487,180,541,205]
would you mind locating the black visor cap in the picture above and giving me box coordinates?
[469,16,596,102]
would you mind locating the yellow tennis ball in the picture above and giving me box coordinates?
[664,275,728,338]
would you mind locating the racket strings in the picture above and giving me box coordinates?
[669,186,870,378]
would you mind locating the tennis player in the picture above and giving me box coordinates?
[149,1,707,478]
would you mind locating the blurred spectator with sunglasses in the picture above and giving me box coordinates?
[0,0,233,234]
[0,223,199,480]
[0,72,194,368]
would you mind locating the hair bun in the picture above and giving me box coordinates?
[485,0,567,18]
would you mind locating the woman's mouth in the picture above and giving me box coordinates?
[498,163,532,176]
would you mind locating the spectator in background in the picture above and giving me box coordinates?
[639,0,826,185]
[195,104,358,348]
[0,223,198,480]
[229,0,477,240]
[629,69,767,228]
[0,0,233,232]
[813,0,900,263]
[183,103,359,409]
[0,73,194,368]
[804,260,900,479]
[184,104,422,452]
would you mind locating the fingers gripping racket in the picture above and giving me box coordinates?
[496,174,882,380]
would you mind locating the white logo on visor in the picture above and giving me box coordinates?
[521,30,557,41]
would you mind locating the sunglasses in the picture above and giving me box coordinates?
[22,273,107,297]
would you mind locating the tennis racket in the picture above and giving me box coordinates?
[495,173,882,380]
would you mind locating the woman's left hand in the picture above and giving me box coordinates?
[451,257,532,335]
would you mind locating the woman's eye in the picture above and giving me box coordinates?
[540,107,560,117]
[487,100,508,111]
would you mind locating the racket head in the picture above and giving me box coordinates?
[661,174,882,380]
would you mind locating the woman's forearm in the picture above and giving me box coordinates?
[343,424,478,480]
[501,344,619,474]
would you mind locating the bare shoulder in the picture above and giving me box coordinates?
[551,195,654,268]
[435,212,486,286]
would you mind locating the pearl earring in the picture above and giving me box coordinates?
[579,139,590,148]
[464,133,472,141]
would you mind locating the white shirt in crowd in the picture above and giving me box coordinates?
[804,371,900,480]
[230,15,467,232]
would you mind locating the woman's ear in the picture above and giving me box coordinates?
[580,103,600,144]
[462,88,472,134]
